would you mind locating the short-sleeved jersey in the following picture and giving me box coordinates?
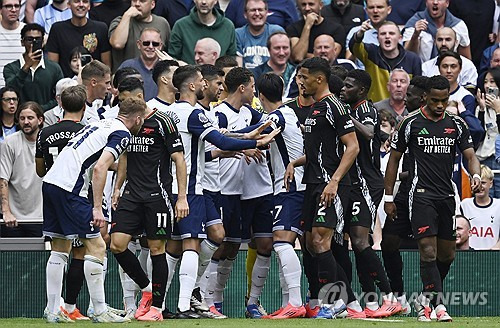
[348,100,383,189]
[164,101,217,195]
[147,97,171,112]
[460,197,500,250]
[43,119,131,197]
[267,105,306,194]
[122,109,183,202]
[201,104,221,193]
[35,120,84,171]
[284,96,313,125]
[391,109,474,199]
[303,94,355,185]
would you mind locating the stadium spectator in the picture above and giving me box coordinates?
[4,24,63,111]
[44,78,79,126]
[224,0,299,29]
[448,0,495,69]
[152,0,193,29]
[286,0,346,63]
[475,67,500,198]
[109,0,170,72]
[455,215,473,250]
[252,32,295,93]
[350,20,421,102]
[194,38,221,65]
[0,87,20,141]
[374,68,409,122]
[422,27,477,91]
[320,0,364,36]
[46,0,112,78]
[33,0,72,33]
[478,48,500,93]
[0,101,43,237]
[386,0,425,27]
[67,46,92,80]
[403,0,471,62]
[480,37,500,76]
[168,0,236,65]
[0,0,25,88]
[460,165,500,250]
[148,59,179,107]
[313,34,356,70]
[89,0,130,28]
[345,0,392,62]
[235,0,284,70]
[118,27,162,101]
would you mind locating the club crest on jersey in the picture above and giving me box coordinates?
[120,137,129,149]
[198,112,209,123]
[444,128,455,134]
[142,127,155,134]
[312,110,320,115]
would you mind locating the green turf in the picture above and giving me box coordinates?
[1,317,499,327]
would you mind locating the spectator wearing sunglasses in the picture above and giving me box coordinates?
[0,0,25,88]
[109,0,170,72]
[118,27,161,101]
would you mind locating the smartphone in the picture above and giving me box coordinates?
[488,87,499,97]
[80,54,92,67]
[32,38,42,53]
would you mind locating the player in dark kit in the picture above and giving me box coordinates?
[289,57,363,319]
[380,75,429,314]
[384,75,481,322]
[36,85,87,322]
[339,69,401,317]
[109,77,189,322]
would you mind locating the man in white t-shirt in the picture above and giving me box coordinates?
[460,165,500,250]
[0,0,25,87]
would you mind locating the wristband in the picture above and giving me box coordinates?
[472,174,481,181]
[384,195,394,202]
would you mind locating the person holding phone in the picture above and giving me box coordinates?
[3,23,63,111]
[475,67,500,198]
[69,46,93,80]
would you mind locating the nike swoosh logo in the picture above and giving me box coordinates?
[90,272,100,276]
[273,220,280,225]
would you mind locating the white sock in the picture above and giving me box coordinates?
[178,250,199,312]
[203,259,219,307]
[277,256,289,308]
[382,292,395,302]
[214,258,235,304]
[138,247,149,273]
[347,300,363,312]
[64,303,76,313]
[274,243,302,307]
[366,301,379,311]
[196,240,218,287]
[84,255,107,315]
[165,252,179,293]
[46,251,68,314]
[102,256,108,280]
[248,254,271,305]
[398,294,408,306]
[119,265,139,311]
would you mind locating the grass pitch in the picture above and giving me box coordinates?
[1,317,499,327]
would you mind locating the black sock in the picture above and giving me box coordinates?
[354,252,377,303]
[436,260,452,285]
[316,250,338,287]
[331,240,352,283]
[114,249,150,289]
[358,247,392,294]
[382,249,404,296]
[303,249,319,299]
[64,258,84,305]
[336,264,356,304]
[420,260,443,307]
[151,253,168,308]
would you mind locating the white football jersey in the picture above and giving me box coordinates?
[44,119,131,198]
[267,105,305,195]
[202,105,221,193]
[82,99,115,125]
[164,101,216,195]
[147,97,171,111]
[460,197,500,250]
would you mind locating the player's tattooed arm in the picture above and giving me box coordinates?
[112,152,127,210]
[0,179,16,227]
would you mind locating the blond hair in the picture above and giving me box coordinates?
[480,164,494,181]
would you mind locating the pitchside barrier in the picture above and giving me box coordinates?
[0,250,498,318]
